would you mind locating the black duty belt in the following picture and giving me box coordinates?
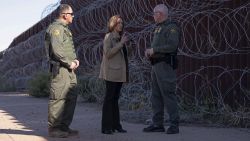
[149,55,178,69]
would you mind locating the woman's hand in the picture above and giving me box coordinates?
[121,34,128,44]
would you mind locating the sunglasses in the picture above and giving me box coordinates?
[62,13,74,17]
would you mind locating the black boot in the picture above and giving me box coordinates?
[166,126,179,134]
[113,128,127,133]
[102,129,113,134]
[143,125,165,132]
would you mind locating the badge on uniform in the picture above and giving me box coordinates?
[154,27,161,33]
[170,28,176,33]
[53,29,60,36]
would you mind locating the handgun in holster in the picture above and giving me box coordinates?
[49,61,60,76]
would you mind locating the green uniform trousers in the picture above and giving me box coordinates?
[151,62,179,127]
[48,67,77,130]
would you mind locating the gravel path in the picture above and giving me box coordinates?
[0,92,249,141]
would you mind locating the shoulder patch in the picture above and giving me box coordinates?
[53,29,60,36]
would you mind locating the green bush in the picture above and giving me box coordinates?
[76,76,105,103]
[28,71,50,97]
[0,75,16,92]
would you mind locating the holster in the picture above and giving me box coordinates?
[49,61,60,76]
[150,55,178,69]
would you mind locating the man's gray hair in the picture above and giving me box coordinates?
[57,4,72,16]
[154,4,169,16]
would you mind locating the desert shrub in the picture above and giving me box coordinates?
[0,75,16,92]
[28,71,50,97]
[76,76,105,103]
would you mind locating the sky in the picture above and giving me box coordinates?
[0,0,60,52]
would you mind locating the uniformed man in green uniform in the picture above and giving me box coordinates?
[45,4,80,138]
[143,4,180,134]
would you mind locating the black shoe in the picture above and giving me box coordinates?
[143,125,165,132]
[102,129,113,134]
[48,129,69,138]
[68,128,79,136]
[60,127,79,136]
[166,126,179,134]
[113,128,127,133]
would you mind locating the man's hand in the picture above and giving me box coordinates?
[69,62,76,70]
[145,49,150,58]
[69,59,80,70]
[73,59,80,68]
[145,48,154,58]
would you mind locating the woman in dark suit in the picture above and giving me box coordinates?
[99,15,130,134]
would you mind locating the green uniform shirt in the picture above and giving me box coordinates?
[45,19,77,68]
[151,20,180,58]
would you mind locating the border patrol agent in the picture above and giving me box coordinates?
[143,4,180,134]
[45,4,80,138]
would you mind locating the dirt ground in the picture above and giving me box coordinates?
[0,92,249,141]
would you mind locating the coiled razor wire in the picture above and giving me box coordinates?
[0,0,249,125]
[66,0,250,125]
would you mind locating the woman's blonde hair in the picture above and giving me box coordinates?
[107,15,123,33]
